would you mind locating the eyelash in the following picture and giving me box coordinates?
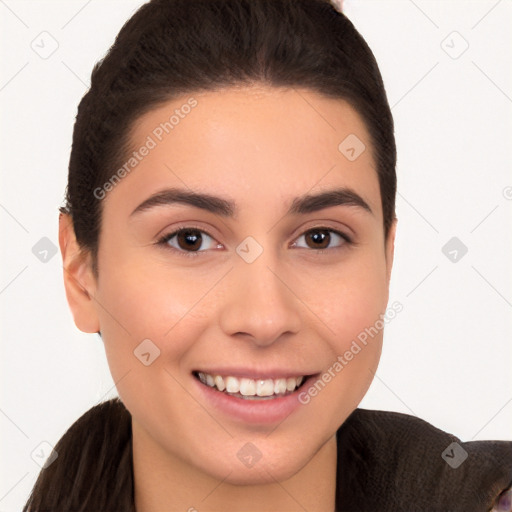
[156,224,353,259]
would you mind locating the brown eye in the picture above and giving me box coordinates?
[305,229,331,249]
[293,228,351,251]
[159,228,219,254]
[176,229,203,251]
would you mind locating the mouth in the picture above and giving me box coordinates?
[193,371,310,400]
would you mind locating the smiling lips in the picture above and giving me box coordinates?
[196,372,305,400]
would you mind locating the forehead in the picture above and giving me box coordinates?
[104,85,382,222]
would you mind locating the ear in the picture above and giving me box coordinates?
[385,217,397,285]
[59,213,100,333]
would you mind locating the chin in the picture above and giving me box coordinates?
[198,437,322,486]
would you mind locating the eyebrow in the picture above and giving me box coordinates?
[129,186,373,218]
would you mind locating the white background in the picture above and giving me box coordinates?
[1,0,511,510]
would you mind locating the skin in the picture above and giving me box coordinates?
[59,85,396,512]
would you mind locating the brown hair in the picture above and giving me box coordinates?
[25,0,396,509]
[24,398,133,511]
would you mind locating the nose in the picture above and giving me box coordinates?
[218,250,302,348]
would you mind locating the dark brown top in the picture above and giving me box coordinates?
[336,408,512,511]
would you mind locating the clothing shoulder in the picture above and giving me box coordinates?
[335,408,512,512]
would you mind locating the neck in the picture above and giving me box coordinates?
[132,420,337,512]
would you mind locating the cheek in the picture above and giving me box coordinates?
[93,259,214,432]
[292,246,388,413]
[93,254,217,381]
[297,248,389,351]
[294,259,387,425]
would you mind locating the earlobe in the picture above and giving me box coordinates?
[59,213,100,334]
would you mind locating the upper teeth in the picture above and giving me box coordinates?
[197,372,304,397]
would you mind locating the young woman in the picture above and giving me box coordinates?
[23,0,512,510]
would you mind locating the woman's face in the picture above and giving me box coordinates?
[64,85,395,485]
